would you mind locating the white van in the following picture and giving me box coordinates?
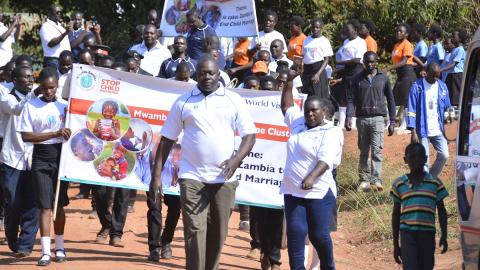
[457,26,480,269]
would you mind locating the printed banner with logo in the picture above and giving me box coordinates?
[159,0,258,37]
[59,64,304,209]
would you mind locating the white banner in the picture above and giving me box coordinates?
[59,64,305,209]
[159,0,258,37]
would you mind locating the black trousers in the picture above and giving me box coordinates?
[0,138,3,222]
[239,204,249,221]
[256,207,284,265]
[146,190,162,251]
[93,186,129,238]
[400,230,435,270]
[249,206,261,249]
[161,194,181,245]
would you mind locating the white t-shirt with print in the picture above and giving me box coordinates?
[280,106,342,199]
[341,37,367,63]
[18,97,67,144]
[423,78,442,137]
[302,36,334,65]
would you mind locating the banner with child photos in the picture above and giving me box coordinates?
[59,64,305,209]
[160,0,258,37]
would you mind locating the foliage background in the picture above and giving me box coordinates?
[3,0,480,65]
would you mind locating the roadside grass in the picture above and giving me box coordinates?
[337,153,459,243]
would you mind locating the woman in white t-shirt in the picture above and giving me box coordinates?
[280,71,343,270]
[336,20,367,104]
[301,18,333,98]
[20,67,72,266]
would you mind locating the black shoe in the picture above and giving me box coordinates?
[161,243,172,259]
[54,249,67,263]
[148,248,160,262]
[37,254,52,266]
[14,250,31,257]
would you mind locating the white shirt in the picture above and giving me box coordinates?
[302,36,334,65]
[130,40,172,76]
[39,19,71,58]
[250,30,287,53]
[268,55,293,73]
[0,90,37,169]
[280,106,342,199]
[219,70,231,87]
[424,78,442,137]
[167,77,196,84]
[161,85,256,183]
[0,22,15,66]
[1,81,14,91]
[57,71,70,99]
[18,97,67,144]
[341,37,367,63]
[220,37,234,59]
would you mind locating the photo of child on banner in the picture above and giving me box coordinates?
[70,128,104,161]
[94,142,136,181]
[87,98,131,142]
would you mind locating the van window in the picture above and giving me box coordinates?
[459,49,480,157]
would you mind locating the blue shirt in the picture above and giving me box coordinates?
[413,40,428,59]
[426,42,445,66]
[186,24,217,61]
[135,151,151,186]
[158,56,197,78]
[449,46,466,73]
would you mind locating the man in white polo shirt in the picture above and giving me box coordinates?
[149,57,256,270]
[39,4,72,70]
[129,24,171,76]
[0,14,21,67]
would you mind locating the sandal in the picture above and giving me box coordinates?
[37,254,52,266]
[54,249,67,263]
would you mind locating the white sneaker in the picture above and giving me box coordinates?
[238,221,250,231]
[357,181,371,192]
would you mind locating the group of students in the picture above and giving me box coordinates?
[0,4,466,270]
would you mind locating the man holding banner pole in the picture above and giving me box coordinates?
[149,56,256,270]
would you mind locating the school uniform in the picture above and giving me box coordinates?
[414,39,428,77]
[301,35,333,98]
[392,39,417,107]
[444,45,465,106]
[426,42,445,66]
[0,89,39,253]
[18,97,69,209]
[341,37,367,101]
[390,174,448,270]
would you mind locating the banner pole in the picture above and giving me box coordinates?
[53,177,61,221]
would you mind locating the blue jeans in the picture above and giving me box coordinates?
[0,164,39,252]
[284,190,336,270]
[421,135,449,178]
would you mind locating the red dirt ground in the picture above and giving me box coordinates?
[0,127,462,269]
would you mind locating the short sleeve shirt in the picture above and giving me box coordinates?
[288,33,307,60]
[130,41,172,77]
[302,35,333,65]
[364,35,378,53]
[39,19,71,58]
[161,85,256,183]
[426,42,445,66]
[250,30,287,53]
[233,39,251,66]
[341,37,367,63]
[448,46,466,73]
[414,40,428,58]
[186,25,217,61]
[392,39,414,65]
[280,106,342,199]
[18,98,67,144]
[390,174,448,231]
